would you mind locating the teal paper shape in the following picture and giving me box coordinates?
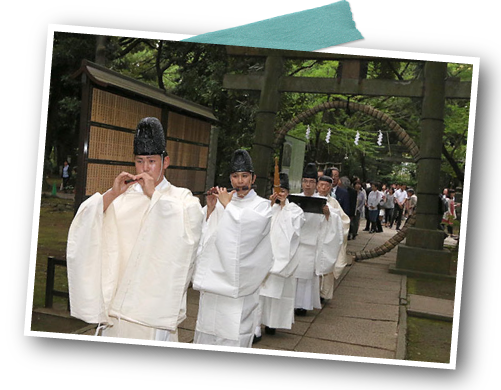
[182,1,363,51]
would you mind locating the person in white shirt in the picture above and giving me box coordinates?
[366,182,384,233]
[392,183,408,230]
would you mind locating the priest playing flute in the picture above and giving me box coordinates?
[192,149,273,348]
[66,117,204,341]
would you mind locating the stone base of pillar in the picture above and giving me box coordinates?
[391,243,454,279]
[405,227,445,250]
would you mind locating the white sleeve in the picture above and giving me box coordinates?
[193,200,272,298]
[66,193,110,325]
[315,204,344,276]
[269,202,305,278]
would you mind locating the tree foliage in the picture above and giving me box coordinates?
[46,33,472,191]
[46,32,97,177]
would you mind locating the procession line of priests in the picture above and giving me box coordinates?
[67,118,204,341]
[67,121,346,347]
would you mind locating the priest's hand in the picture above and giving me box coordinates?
[206,187,218,220]
[269,192,279,206]
[277,190,288,208]
[206,188,218,208]
[135,172,156,198]
[322,204,330,221]
[270,191,287,208]
[103,172,136,212]
[218,187,235,208]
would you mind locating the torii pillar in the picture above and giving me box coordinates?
[251,55,284,197]
[391,61,452,277]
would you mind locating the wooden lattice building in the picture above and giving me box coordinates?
[72,60,218,210]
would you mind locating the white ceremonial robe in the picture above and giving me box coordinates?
[192,189,272,348]
[259,200,305,330]
[320,195,351,300]
[292,193,343,310]
[67,178,203,341]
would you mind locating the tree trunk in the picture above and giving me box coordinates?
[95,36,107,65]
[442,144,465,184]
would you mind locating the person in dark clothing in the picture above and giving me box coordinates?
[341,176,357,219]
[324,167,350,216]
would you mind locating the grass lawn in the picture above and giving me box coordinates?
[32,193,74,309]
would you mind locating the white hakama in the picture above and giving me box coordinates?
[295,275,322,310]
[194,291,259,348]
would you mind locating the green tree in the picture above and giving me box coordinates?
[46,33,471,193]
[45,32,97,186]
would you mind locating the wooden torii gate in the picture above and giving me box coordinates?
[222,46,472,277]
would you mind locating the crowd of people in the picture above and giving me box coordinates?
[310,170,418,237]
[66,116,456,350]
[360,182,417,234]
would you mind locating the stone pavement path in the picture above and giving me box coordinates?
[178,224,409,360]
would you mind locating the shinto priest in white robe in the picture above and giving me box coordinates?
[258,199,305,330]
[192,189,272,348]
[292,193,344,311]
[320,195,351,300]
[66,178,203,341]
